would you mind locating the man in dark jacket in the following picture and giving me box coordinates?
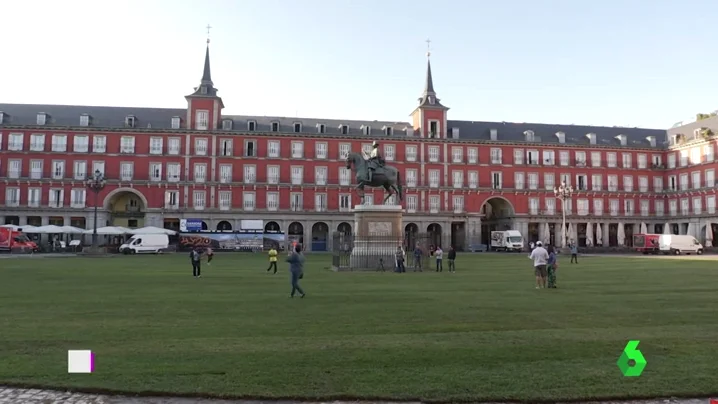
[286,245,306,298]
[190,247,202,278]
[447,246,457,273]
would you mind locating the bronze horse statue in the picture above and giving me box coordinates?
[345,151,403,205]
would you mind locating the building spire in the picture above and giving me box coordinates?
[416,39,445,109]
[186,25,219,99]
[201,24,213,85]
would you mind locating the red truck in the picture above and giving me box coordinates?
[633,233,660,254]
[0,227,39,253]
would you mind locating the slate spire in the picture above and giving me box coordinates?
[201,44,213,86]
[417,47,446,109]
[187,40,218,98]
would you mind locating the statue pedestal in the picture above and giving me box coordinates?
[345,205,404,271]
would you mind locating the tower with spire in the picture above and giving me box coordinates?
[185,25,224,130]
[410,39,449,138]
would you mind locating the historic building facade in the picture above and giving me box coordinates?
[1,43,717,251]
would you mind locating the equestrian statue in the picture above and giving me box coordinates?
[345,141,403,205]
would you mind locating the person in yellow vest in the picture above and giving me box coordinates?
[267,246,278,273]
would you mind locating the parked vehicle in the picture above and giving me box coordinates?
[119,234,169,254]
[633,233,660,254]
[658,234,703,255]
[0,227,39,253]
[490,230,524,252]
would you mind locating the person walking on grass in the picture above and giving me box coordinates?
[447,246,457,273]
[395,246,406,273]
[529,241,548,289]
[267,246,278,273]
[205,246,214,266]
[190,247,202,278]
[287,244,306,298]
[570,242,579,264]
[435,246,444,272]
[547,245,559,288]
[413,245,423,272]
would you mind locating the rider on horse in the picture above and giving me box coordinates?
[363,141,384,182]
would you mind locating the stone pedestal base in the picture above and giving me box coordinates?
[336,204,404,271]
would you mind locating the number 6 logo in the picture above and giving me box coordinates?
[617,340,647,377]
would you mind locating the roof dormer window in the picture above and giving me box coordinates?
[361,125,371,135]
[271,121,280,132]
[316,123,326,134]
[36,113,47,125]
[171,116,181,129]
[339,124,348,135]
[646,136,656,147]
[555,131,565,144]
[80,114,90,127]
[293,122,302,133]
[246,120,256,131]
[450,127,459,139]
[586,133,596,145]
[125,115,136,128]
[490,129,498,141]
[383,126,393,136]
[200,86,208,95]
[0,111,6,124]
[523,130,535,142]
[223,119,234,130]
[428,96,435,105]
[403,127,414,137]
[615,134,627,146]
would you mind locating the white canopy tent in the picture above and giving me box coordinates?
[23,225,66,234]
[0,224,37,231]
[129,226,177,235]
[59,226,85,234]
[82,226,131,235]
[586,222,594,246]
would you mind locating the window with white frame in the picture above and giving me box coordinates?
[384,144,395,161]
[73,136,89,153]
[668,175,677,191]
[428,146,440,162]
[638,176,648,192]
[428,169,440,188]
[30,160,42,179]
[216,164,230,183]
[591,151,601,167]
[667,153,676,169]
[218,191,232,210]
[692,171,701,189]
[622,153,632,168]
[167,162,180,182]
[559,151,570,166]
[291,166,303,185]
[52,160,65,179]
[560,173,571,186]
[267,192,279,211]
[681,198,690,215]
[291,141,304,158]
[243,165,256,183]
[5,187,20,207]
[339,168,351,186]
[608,175,618,192]
[73,161,87,180]
[171,117,181,129]
[93,135,106,153]
[692,197,702,214]
[607,152,617,168]
[491,148,502,164]
[577,199,589,216]
[575,151,587,166]
[704,144,714,162]
[545,198,556,215]
[405,145,417,161]
[453,195,464,213]
[8,133,23,151]
[193,191,206,210]
[593,198,603,215]
[364,194,374,206]
[291,193,303,211]
[592,174,602,191]
[467,147,478,164]
[148,137,163,155]
[706,169,715,187]
[167,137,180,155]
[654,200,664,216]
[637,153,647,169]
[561,198,572,214]
[268,141,280,158]
[406,195,418,213]
[243,192,256,211]
[194,138,208,156]
[193,163,206,183]
[92,161,105,176]
[120,162,133,181]
[452,147,463,163]
[652,154,662,167]
[339,194,351,212]
[28,188,41,208]
[120,136,134,153]
[52,134,67,152]
[690,147,701,165]
[49,189,64,208]
[267,165,279,184]
[468,171,478,189]
[543,150,555,165]
[195,110,209,130]
[623,175,633,192]
[245,140,258,157]
[492,172,502,189]
[680,150,688,167]
[336,143,349,160]
[609,199,619,216]
[71,189,86,208]
[30,134,45,151]
[544,173,555,190]
[220,139,233,156]
[526,150,539,165]
[429,195,440,213]
[576,174,588,191]
[528,197,539,215]
[640,199,650,216]
[149,163,162,181]
[315,166,327,185]
[405,169,417,187]
[528,172,540,189]
[315,142,328,159]
[707,195,716,214]
[452,170,463,188]
[514,172,525,190]
[315,193,327,212]
[80,115,90,127]
[653,176,663,192]
[669,199,677,216]
[679,173,689,191]
[513,149,524,164]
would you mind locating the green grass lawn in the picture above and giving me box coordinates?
[0,253,717,402]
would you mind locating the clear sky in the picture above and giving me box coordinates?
[2,0,717,129]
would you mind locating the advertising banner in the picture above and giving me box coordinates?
[179,231,286,252]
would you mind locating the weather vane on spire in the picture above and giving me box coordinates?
[206,24,212,44]
[426,38,431,58]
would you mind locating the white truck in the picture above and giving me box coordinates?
[658,234,703,255]
[490,230,524,252]
[120,234,170,254]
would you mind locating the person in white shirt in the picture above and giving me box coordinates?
[435,247,444,272]
[529,241,549,289]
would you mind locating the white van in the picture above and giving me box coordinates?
[658,234,703,255]
[120,234,169,254]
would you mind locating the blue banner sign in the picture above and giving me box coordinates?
[180,219,203,232]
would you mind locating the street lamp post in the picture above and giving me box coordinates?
[553,180,574,251]
[86,170,106,249]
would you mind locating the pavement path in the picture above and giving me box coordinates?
[0,387,711,404]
